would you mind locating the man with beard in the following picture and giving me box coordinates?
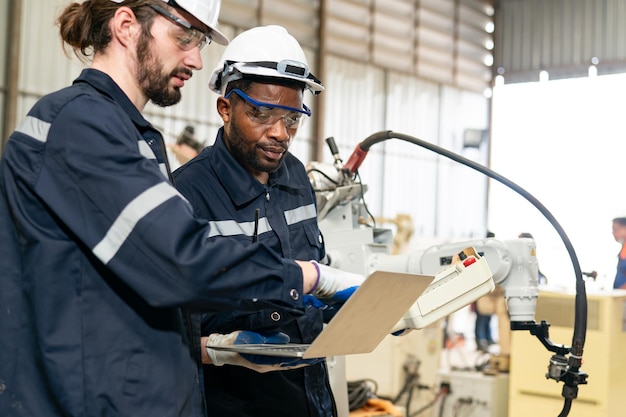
[0,3,362,417]
[173,25,365,417]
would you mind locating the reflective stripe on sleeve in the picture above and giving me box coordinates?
[208,217,271,238]
[137,139,169,179]
[93,182,180,264]
[15,116,51,143]
[284,203,316,225]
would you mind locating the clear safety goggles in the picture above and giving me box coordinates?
[225,88,311,129]
[148,4,211,51]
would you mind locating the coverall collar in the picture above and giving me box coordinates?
[73,69,153,131]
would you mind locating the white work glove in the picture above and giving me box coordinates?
[310,260,366,304]
[205,330,322,373]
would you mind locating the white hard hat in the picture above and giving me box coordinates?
[208,25,324,95]
[110,0,228,45]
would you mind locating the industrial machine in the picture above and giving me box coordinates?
[307,131,588,417]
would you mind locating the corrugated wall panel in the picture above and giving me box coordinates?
[437,86,489,239]
[321,57,387,216]
[382,74,441,238]
[325,1,372,60]
[322,56,489,241]
[220,0,259,28]
[371,2,414,69]
[19,1,84,96]
[0,0,7,86]
[260,0,319,47]
[495,0,626,83]
[324,0,493,92]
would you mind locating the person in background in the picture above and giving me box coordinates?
[611,216,626,289]
[169,124,204,166]
[173,25,363,417]
[473,231,496,351]
[0,3,360,416]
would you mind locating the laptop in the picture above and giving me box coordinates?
[206,271,434,359]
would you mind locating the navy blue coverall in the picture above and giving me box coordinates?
[173,130,335,417]
[0,69,306,417]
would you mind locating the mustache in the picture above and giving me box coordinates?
[260,140,289,152]
[173,67,193,79]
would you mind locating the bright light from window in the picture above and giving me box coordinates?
[484,54,494,66]
[539,70,549,82]
[485,39,494,50]
[489,73,626,290]
[485,22,494,33]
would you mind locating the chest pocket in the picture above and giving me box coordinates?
[288,222,324,260]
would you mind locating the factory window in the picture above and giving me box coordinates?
[488,72,626,290]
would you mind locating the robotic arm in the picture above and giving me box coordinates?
[308,133,587,416]
[373,237,540,332]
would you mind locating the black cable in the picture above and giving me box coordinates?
[408,390,442,417]
[405,381,415,416]
[347,379,378,411]
[437,386,450,417]
[558,398,572,417]
[306,167,340,187]
[452,398,474,417]
[354,171,376,228]
[353,130,587,416]
[392,374,413,403]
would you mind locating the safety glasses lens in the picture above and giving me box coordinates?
[226,89,310,128]
[149,4,211,51]
[168,26,210,51]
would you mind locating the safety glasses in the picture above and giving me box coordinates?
[148,4,211,51]
[225,88,311,129]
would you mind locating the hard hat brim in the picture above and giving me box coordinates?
[208,27,229,46]
[168,0,229,45]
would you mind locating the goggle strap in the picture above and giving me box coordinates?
[225,88,312,117]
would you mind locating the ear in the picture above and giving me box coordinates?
[216,97,232,123]
[110,6,141,48]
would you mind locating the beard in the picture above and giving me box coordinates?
[136,36,190,107]
[227,113,289,175]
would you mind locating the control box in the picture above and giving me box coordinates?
[432,370,509,417]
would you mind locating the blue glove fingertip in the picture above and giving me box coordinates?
[262,332,291,344]
[234,330,261,345]
[330,285,359,304]
[234,330,290,345]
[303,294,327,309]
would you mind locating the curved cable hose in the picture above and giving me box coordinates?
[348,130,587,417]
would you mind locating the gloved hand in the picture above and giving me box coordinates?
[204,330,322,373]
[310,261,366,304]
[303,294,341,321]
